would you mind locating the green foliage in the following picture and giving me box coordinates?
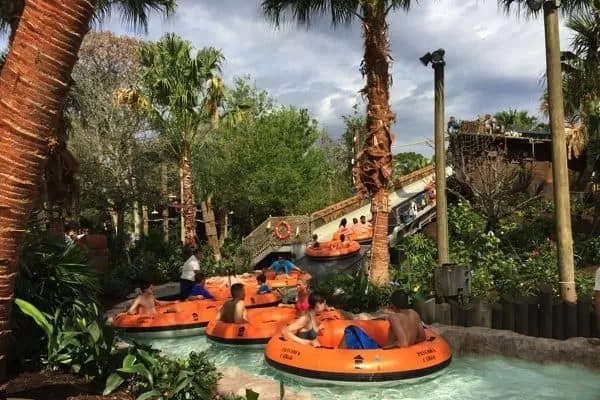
[105,344,220,400]
[392,152,432,179]
[395,233,437,297]
[15,299,114,379]
[316,269,393,313]
[494,109,539,131]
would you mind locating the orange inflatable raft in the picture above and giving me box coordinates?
[112,299,222,339]
[306,240,361,260]
[205,271,312,290]
[207,308,345,347]
[265,319,452,385]
[332,228,373,244]
[208,286,283,308]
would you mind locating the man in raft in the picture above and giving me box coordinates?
[216,283,249,324]
[187,272,216,300]
[340,290,425,349]
[127,282,173,315]
[269,255,302,276]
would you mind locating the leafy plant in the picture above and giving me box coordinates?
[105,344,220,400]
[14,298,114,378]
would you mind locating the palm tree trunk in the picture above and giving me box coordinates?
[0,0,94,382]
[181,148,197,247]
[360,6,394,285]
[161,164,169,244]
[201,194,221,261]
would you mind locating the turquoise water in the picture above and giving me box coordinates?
[142,335,600,400]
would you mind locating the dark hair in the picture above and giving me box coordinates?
[64,223,75,233]
[195,272,206,283]
[353,217,358,224]
[140,281,152,292]
[231,283,245,299]
[312,234,318,241]
[308,292,326,309]
[391,290,409,309]
[340,234,346,242]
[339,218,347,227]
[360,215,366,221]
[257,274,267,284]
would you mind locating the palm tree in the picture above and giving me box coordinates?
[498,0,588,303]
[494,109,539,131]
[0,0,174,383]
[137,33,225,248]
[262,0,414,285]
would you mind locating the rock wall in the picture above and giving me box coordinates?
[432,324,600,371]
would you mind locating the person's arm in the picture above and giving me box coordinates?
[235,302,250,324]
[200,287,215,300]
[382,315,409,349]
[282,315,315,346]
[127,297,141,315]
[216,304,223,321]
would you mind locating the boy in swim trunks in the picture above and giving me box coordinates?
[216,283,248,324]
[127,282,171,315]
[256,273,271,294]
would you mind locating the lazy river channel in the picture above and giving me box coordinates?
[140,335,600,400]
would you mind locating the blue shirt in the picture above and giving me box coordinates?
[270,260,294,275]
[257,284,271,294]
[189,285,214,299]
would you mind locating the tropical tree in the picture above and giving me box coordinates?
[136,33,225,248]
[393,152,431,179]
[498,0,587,303]
[0,0,174,384]
[494,109,539,131]
[262,0,415,285]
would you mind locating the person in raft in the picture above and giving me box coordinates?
[127,282,172,315]
[180,246,202,300]
[187,272,216,300]
[309,234,320,249]
[269,255,302,276]
[360,215,372,229]
[338,234,350,248]
[256,273,271,294]
[337,218,350,236]
[282,292,330,347]
[216,283,249,324]
[279,279,310,313]
[339,290,425,349]
[351,217,361,235]
[595,267,600,336]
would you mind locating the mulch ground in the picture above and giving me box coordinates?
[6,370,133,400]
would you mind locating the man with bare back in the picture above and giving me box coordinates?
[383,290,425,349]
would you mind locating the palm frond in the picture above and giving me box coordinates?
[498,0,589,19]
[261,0,361,28]
[92,0,176,33]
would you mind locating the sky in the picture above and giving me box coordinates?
[1,1,573,156]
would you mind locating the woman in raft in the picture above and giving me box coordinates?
[282,292,330,347]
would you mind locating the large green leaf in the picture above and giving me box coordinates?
[118,363,154,386]
[246,388,260,400]
[136,390,162,400]
[14,298,53,338]
[103,372,125,395]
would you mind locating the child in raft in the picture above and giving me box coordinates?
[282,292,329,347]
[339,290,426,350]
[127,282,173,315]
[256,273,271,294]
[187,272,216,300]
[279,280,334,315]
[309,234,320,249]
[216,283,249,324]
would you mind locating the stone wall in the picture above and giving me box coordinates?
[432,324,600,371]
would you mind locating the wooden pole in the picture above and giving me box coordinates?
[544,2,577,303]
[161,164,169,244]
[434,62,449,264]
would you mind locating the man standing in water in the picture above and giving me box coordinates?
[180,247,202,299]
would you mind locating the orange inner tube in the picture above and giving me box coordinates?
[306,240,361,259]
[332,228,373,242]
[205,271,312,290]
[265,319,452,383]
[112,299,223,332]
[208,286,282,308]
[207,308,345,346]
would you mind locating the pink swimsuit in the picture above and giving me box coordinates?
[295,297,309,312]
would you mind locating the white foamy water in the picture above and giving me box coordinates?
[140,335,600,400]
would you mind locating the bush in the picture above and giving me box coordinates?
[105,344,220,400]
[15,298,114,379]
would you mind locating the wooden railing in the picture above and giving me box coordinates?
[242,215,311,266]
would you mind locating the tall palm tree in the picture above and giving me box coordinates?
[498,0,588,303]
[137,33,225,248]
[262,0,414,285]
[0,0,174,383]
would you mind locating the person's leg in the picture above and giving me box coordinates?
[180,279,193,300]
